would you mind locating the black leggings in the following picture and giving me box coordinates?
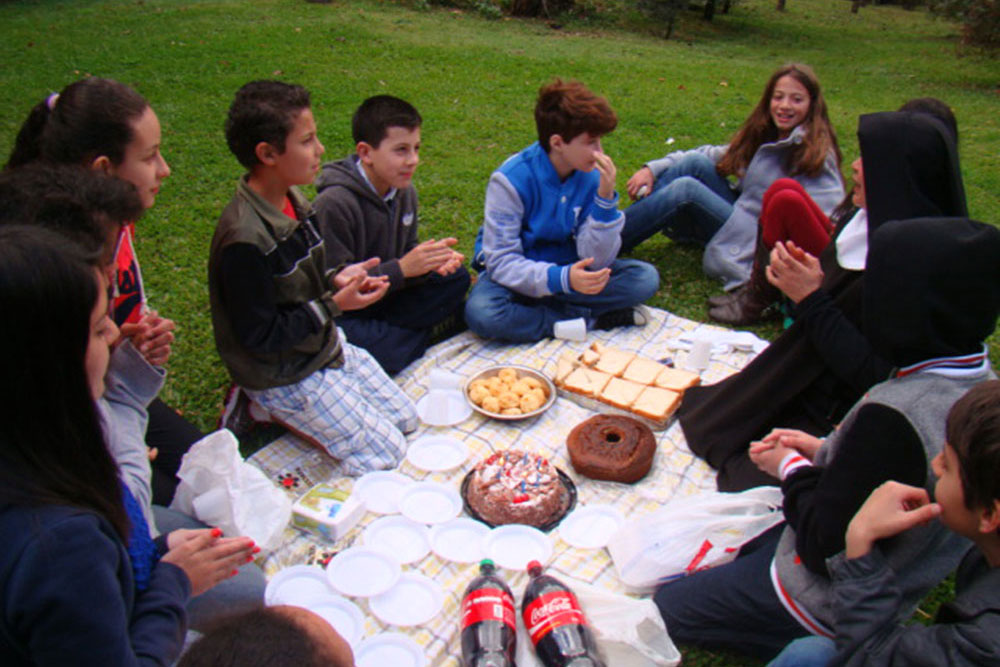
[146,397,204,506]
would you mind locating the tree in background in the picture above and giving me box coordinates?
[928,0,1000,48]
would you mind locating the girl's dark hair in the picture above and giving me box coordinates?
[946,380,1000,513]
[0,226,128,540]
[717,63,842,180]
[0,164,143,263]
[5,77,149,170]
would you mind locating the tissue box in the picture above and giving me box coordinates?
[291,483,365,542]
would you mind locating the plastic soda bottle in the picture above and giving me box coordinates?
[460,558,517,666]
[521,560,605,667]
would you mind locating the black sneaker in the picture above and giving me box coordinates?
[593,305,651,331]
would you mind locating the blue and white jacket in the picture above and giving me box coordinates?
[475,142,624,297]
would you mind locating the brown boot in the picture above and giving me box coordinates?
[707,283,747,308]
[707,243,780,326]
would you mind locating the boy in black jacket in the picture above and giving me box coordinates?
[210,81,417,475]
[313,95,469,375]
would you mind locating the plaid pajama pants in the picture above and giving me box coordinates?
[247,340,418,475]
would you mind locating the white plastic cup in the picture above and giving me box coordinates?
[553,317,587,342]
[685,339,713,372]
[428,368,462,392]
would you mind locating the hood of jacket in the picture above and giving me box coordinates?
[864,217,1000,368]
[858,111,967,234]
[314,156,387,209]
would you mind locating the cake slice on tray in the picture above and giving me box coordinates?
[632,385,682,421]
[654,366,701,392]
[562,366,613,398]
[601,376,646,410]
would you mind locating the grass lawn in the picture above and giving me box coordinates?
[1,0,997,663]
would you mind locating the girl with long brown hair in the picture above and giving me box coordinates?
[622,63,844,292]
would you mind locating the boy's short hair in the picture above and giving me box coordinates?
[225,80,312,169]
[534,79,617,153]
[352,94,422,147]
[946,379,1000,512]
[178,606,352,667]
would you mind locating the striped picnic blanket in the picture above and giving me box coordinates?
[249,308,761,665]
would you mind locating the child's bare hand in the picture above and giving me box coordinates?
[748,439,791,478]
[767,241,823,304]
[627,166,654,200]
[332,273,389,311]
[593,152,617,200]
[760,428,823,461]
[399,238,459,278]
[333,257,380,289]
[120,311,175,366]
[161,528,258,597]
[569,257,610,295]
[434,250,465,276]
[845,482,940,559]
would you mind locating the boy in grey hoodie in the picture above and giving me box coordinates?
[313,95,469,375]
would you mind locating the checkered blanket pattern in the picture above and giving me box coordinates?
[249,308,759,665]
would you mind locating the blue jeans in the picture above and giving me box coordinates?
[464,258,659,343]
[653,524,808,660]
[153,505,266,631]
[338,267,470,375]
[767,636,837,667]
[621,153,737,251]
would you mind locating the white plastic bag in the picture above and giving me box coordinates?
[608,486,784,594]
[514,575,680,667]
[169,429,292,551]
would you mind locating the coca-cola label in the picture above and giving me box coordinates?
[522,590,586,645]
[461,587,516,630]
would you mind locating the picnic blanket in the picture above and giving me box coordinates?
[249,307,762,665]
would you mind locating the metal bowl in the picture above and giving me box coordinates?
[463,364,557,421]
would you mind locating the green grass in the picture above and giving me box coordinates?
[1,1,997,663]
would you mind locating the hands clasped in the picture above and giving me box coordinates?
[161,527,258,597]
[749,428,823,478]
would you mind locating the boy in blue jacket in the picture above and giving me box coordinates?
[465,79,659,343]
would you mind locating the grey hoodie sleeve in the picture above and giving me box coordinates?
[100,340,165,533]
[827,549,995,667]
[645,144,728,178]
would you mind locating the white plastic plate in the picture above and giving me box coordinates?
[362,516,431,565]
[558,504,626,549]
[264,565,334,606]
[355,633,426,667]
[482,525,553,571]
[325,546,401,598]
[416,389,472,427]
[369,573,445,627]
[428,518,491,563]
[405,435,469,472]
[353,471,413,515]
[398,481,462,525]
[297,594,366,648]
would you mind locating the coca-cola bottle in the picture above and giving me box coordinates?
[460,558,517,666]
[521,561,606,667]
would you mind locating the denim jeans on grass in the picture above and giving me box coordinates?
[621,152,738,251]
[653,523,809,661]
[464,258,659,343]
[153,505,267,632]
[767,636,837,667]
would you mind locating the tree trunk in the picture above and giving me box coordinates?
[704,0,716,21]
[776,0,786,11]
